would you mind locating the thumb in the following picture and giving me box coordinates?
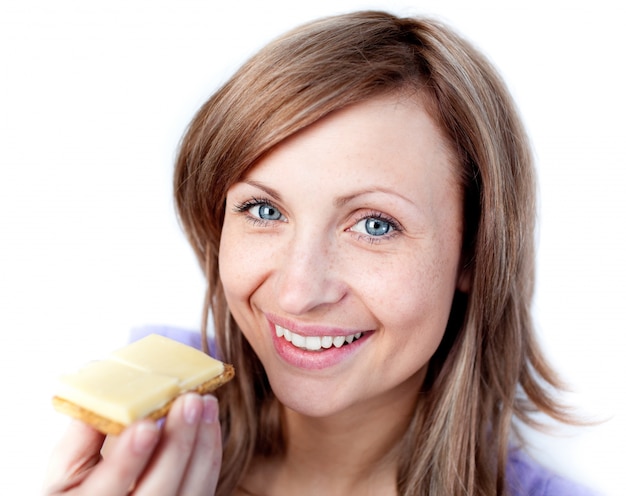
[43,420,105,492]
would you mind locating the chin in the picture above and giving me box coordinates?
[267,373,353,418]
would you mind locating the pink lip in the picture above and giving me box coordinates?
[266,314,371,370]
[267,313,365,337]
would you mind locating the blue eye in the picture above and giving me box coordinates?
[353,216,396,237]
[365,218,392,236]
[234,198,286,224]
[253,203,283,221]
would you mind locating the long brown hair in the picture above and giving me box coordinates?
[174,11,572,495]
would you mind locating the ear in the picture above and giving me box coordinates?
[456,265,471,293]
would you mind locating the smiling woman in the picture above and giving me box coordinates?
[43,9,598,496]
[219,95,465,420]
[170,10,594,496]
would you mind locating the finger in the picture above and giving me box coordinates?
[44,420,106,492]
[76,420,161,495]
[133,394,203,496]
[178,395,222,495]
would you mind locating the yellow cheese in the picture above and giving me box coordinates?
[56,360,179,425]
[55,334,225,426]
[110,334,225,390]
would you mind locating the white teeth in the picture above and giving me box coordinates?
[291,332,305,348]
[305,336,322,351]
[275,325,363,351]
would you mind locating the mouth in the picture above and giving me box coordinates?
[275,324,364,352]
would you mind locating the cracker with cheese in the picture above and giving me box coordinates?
[52,334,234,435]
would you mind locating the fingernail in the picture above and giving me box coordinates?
[132,422,159,453]
[184,394,202,424]
[202,395,219,423]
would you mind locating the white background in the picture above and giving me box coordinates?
[1,1,624,494]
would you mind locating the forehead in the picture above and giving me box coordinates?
[244,93,460,189]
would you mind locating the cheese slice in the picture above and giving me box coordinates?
[110,334,224,390]
[56,360,179,425]
[54,334,227,428]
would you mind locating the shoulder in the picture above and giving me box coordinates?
[506,447,599,496]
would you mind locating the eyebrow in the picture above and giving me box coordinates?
[334,187,417,208]
[243,180,417,209]
[243,180,283,202]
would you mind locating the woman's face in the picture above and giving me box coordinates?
[219,94,468,418]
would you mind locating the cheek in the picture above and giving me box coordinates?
[218,227,262,352]
[218,220,279,316]
[218,222,252,304]
[380,272,444,330]
[365,247,460,338]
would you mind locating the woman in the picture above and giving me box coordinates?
[45,11,592,495]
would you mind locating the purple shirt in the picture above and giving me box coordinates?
[506,447,597,495]
[130,325,598,495]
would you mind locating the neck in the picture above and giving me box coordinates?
[283,402,408,474]
[241,372,423,496]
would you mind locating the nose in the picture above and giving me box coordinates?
[274,229,346,315]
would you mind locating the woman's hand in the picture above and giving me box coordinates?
[43,393,221,495]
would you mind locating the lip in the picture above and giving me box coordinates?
[267,313,366,337]
[266,314,371,370]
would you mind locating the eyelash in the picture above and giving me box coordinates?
[232,196,272,213]
[232,197,402,243]
[351,211,403,244]
[232,197,282,227]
